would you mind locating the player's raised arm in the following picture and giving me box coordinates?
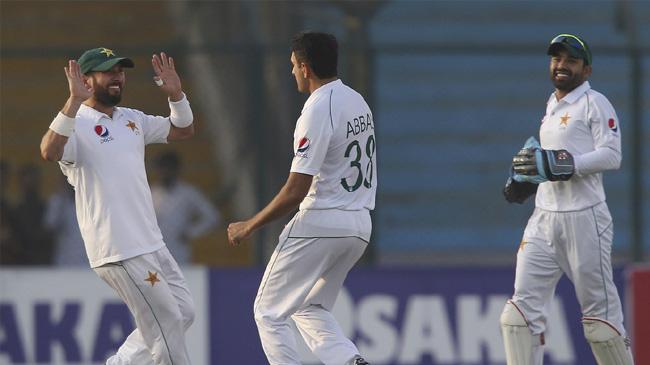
[152,52,194,141]
[40,60,92,161]
[40,47,196,364]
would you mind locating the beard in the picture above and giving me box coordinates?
[550,69,584,92]
[94,85,122,107]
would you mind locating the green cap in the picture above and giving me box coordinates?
[547,34,592,65]
[77,47,134,74]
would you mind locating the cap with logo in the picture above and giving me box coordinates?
[547,34,592,65]
[77,47,135,74]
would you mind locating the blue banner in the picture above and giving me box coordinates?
[0,268,208,365]
[209,267,625,365]
[0,267,626,364]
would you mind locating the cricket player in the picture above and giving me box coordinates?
[227,32,375,365]
[501,34,634,365]
[40,47,195,365]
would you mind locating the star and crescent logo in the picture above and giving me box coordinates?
[145,271,160,287]
[100,47,115,57]
[126,121,139,132]
[559,112,571,126]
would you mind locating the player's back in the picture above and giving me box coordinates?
[290,79,376,241]
[293,79,376,212]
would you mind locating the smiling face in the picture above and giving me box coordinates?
[549,49,591,94]
[87,64,126,107]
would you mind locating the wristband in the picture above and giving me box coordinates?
[49,112,75,137]
[169,93,193,128]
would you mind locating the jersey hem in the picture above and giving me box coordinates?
[288,235,370,244]
[535,200,606,213]
[89,242,165,268]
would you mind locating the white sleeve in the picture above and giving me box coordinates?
[290,110,332,176]
[139,95,192,144]
[574,95,622,176]
[60,133,78,166]
[139,111,172,145]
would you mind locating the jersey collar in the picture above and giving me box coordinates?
[79,103,121,122]
[557,81,591,105]
[302,79,342,113]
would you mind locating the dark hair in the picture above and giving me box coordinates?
[290,31,338,79]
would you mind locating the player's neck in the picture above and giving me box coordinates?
[308,77,338,94]
[554,89,569,101]
[84,99,116,118]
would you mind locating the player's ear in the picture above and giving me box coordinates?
[83,74,93,89]
[301,63,310,79]
[584,64,592,78]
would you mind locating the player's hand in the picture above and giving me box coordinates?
[503,168,538,204]
[227,221,253,246]
[151,52,183,101]
[64,60,92,102]
[512,136,574,183]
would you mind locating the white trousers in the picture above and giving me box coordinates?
[94,247,195,365]
[254,224,367,365]
[512,202,626,336]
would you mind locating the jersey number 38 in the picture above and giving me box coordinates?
[341,135,376,192]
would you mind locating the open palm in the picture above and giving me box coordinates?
[152,52,182,98]
[64,60,92,101]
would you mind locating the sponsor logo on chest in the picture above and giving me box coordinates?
[94,120,141,144]
[94,125,114,144]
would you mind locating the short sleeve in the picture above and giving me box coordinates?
[140,111,171,145]
[589,94,621,154]
[60,133,78,166]
[290,110,332,176]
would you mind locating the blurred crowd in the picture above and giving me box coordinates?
[0,151,220,267]
[0,160,53,265]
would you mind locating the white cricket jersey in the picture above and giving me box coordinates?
[289,79,376,241]
[536,81,621,211]
[58,98,189,268]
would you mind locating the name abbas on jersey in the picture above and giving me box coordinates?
[346,113,374,139]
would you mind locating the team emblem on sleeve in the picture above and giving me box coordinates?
[295,137,310,158]
[608,118,618,133]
